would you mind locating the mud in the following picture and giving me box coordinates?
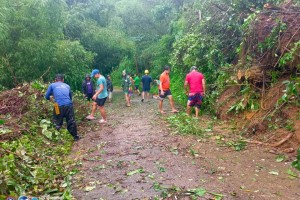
[71,91,300,200]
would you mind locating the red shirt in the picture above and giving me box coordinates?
[160,72,170,91]
[185,71,204,94]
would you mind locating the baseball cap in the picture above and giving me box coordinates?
[91,69,100,77]
[145,69,149,74]
[190,66,197,71]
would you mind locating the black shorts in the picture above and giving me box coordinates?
[96,97,107,107]
[86,93,93,101]
[159,89,172,99]
[134,85,139,90]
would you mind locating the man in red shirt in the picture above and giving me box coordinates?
[159,66,179,114]
[184,66,206,117]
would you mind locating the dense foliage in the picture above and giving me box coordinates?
[0,82,91,198]
[1,0,300,198]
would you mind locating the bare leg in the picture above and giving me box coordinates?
[159,100,165,114]
[168,95,178,112]
[195,107,199,118]
[128,95,131,105]
[146,92,150,101]
[142,91,145,101]
[125,94,130,106]
[90,101,97,117]
[98,106,106,120]
[187,103,191,116]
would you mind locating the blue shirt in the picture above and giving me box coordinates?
[45,82,73,106]
[142,75,152,90]
[97,75,108,99]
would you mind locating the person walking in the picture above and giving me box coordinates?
[133,74,141,96]
[122,70,132,107]
[45,74,80,141]
[184,66,206,117]
[141,70,152,102]
[90,69,108,124]
[159,66,179,114]
[106,75,113,102]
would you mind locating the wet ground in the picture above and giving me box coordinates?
[71,91,300,200]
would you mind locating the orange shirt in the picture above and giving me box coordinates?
[160,72,170,91]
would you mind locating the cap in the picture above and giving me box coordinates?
[55,74,64,81]
[190,66,197,71]
[145,70,149,74]
[85,73,91,78]
[91,69,100,77]
[122,70,126,75]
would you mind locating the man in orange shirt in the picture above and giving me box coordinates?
[159,66,179,114]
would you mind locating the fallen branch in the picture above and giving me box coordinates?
[242,139,267,146]
[270,132,294,147]
[273,25,300,68]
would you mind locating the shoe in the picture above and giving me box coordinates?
[99,119,107,124]
[141,99,144,102]
[74,136,82,141]
[86,115,95,120]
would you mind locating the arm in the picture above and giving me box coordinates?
[45,85,53,100]
[93,84,104,100]
[159,78,164,94]
[202,78,206,96]
[184,80,189,95]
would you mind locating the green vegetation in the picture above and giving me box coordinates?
[1,0,300,198]
[0,82,91,198]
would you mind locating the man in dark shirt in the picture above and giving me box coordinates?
[45,74,80,141]
[106,75,113,102]
[82,74,94,101]
[141,70,152,102]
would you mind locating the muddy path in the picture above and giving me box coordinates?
[71,91,300,200]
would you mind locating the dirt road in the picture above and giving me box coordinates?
[71,91,300,200]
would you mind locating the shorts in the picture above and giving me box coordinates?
[188,93,203,109]
[134,85,139,90]
[159,89,172,99]
[86,93,93,101]
[96,97,107,107]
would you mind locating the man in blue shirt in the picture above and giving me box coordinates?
[45,74,80,141]
[141,69,152,102]
[90,69,108,124]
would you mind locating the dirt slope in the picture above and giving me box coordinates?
[71,91,299,200]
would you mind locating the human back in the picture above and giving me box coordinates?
[47,82,72,106]
[186,71,204,94]
[97,75,108,99]
[142,75,152,89]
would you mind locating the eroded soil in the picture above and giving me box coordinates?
[71,91,300,200]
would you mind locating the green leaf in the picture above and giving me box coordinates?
[126,168,144,176]
[275,155,285,162]
[286,169,298,178]
[188,188,207,197]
